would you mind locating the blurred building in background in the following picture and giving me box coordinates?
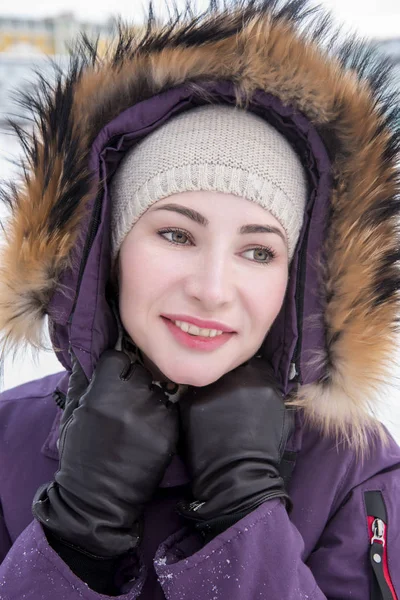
[0,13,114,55]
[0,13,119,124]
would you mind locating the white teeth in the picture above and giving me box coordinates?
[189,325,201,335]
[173,320,224,337]
[180,321,189,333]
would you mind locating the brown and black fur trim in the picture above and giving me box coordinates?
[1,0,400,450]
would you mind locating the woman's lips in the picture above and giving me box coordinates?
[162,317,235,351]
[162,313,234,332]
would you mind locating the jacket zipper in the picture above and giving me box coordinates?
[364,491,398,600]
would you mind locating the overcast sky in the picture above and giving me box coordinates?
[0,0,399,39]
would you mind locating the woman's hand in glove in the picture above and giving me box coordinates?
[178,358,294,540]
[32,349,179,559]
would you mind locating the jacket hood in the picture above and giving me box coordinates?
[1,0,399,451]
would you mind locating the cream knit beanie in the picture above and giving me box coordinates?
[111,105,307,260]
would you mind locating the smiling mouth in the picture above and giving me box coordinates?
[162,314,235,336]
[171,319,224,338]
[161,316,236,350]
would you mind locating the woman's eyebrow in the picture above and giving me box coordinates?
[152,203,286,243]
[153,203,208,226]
[240,224,286,243]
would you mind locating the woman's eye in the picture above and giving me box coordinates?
[159,229,192,245]
[242,247,275,264]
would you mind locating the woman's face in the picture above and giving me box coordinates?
[118,191,289,386]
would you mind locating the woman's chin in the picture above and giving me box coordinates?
[138,351,224,386]
[176,375,220,387]
[154,354,251,387]
[162,366,224,388]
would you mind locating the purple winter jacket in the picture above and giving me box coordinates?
[0,372,399,599]
[1,1,400,598]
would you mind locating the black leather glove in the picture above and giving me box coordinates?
[33,349,179,559]
[177,358,294,540]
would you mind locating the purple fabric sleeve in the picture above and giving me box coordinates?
[0,506,11,563]
[153,480,400,600]
[0,520,146,599]
[154,500,323,599]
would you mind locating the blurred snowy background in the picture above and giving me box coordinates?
[1,0,400,442]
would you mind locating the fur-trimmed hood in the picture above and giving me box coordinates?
[1,0,400,451]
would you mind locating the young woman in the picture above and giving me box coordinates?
[0,1,399,598]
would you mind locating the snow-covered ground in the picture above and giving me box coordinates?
[1,116,400,443]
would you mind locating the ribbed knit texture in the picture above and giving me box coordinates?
[111,105,307,259]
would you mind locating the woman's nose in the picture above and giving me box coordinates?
[184,253,235,311]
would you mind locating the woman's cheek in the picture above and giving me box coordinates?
[252,268,288,332]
